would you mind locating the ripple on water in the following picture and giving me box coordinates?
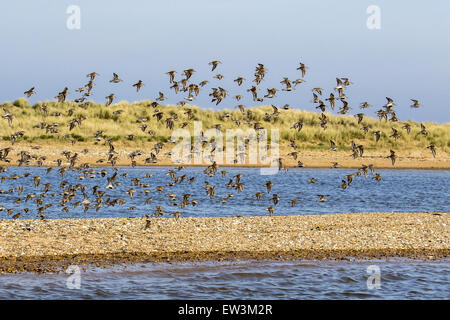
[338,276,358,283]
[0,167,448,219]
[0,260,449,299]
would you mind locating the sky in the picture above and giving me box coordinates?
[0,0,449,122]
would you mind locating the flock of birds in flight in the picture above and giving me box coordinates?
[0,60,438,220]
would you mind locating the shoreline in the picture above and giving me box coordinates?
[0,212,448,273]
[1,163,449,170]
[1,144,449,169]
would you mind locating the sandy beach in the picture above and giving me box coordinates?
[0,212,448,273]
[2,143,450,169]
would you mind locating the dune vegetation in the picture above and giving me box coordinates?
[0,98,448,156]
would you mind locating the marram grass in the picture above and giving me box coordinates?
[0,99,448,153]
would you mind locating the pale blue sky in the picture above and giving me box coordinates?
[0,0,449,122]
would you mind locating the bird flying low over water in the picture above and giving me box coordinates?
[265,181,273,193]
[331,162,340,169]
[372,173,382,181]
[271,194,280,205]
[387,150,397,166]
[254,192,262,201]
[290,199,299,207]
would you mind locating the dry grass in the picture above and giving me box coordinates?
[1,98,449,154]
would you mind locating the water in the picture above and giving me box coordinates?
[0,166,448,219]
[0,259,448,299]
[1,166,448,299]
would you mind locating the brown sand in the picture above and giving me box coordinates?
[2,143,450,169]
[0,212,448,273]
